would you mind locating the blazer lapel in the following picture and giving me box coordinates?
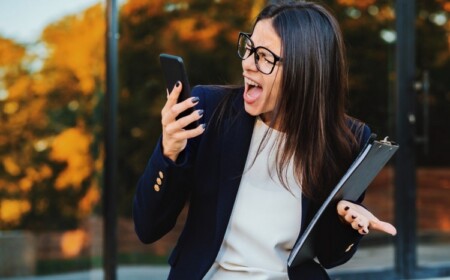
[214,97,255,242]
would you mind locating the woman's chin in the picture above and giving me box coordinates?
[244,104,261,117]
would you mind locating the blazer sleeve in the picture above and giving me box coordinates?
[132,86,208,244]
[314,124,372,268]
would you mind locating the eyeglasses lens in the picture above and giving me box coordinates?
[237,33,276,75]
[237,34,251,59]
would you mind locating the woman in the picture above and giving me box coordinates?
[133,1,396,279]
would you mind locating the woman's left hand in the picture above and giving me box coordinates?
[337,200,397,236]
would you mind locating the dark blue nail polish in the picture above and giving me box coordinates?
[201,123,206,129]
[344,206,350,211]
[191,97,199,103]
[176,81,181,87]
[198,109,204,116]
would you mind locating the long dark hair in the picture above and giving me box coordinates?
[258,1,364,202]
[216,1,364,202]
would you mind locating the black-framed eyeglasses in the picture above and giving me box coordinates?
[237,32,282,75]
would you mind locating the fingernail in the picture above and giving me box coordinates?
[197,109,204,117]
[191,97,199,103]
[351,215,357,219]
[362,229,367,234]
[358,224,363,228]
[176,81,181,87]
[201,123,206,129]
[344,206,349,211]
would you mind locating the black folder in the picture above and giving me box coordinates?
[287,134,399,267]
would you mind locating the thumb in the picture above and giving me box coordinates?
[370,219,397,236]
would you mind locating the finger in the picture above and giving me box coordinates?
[165,110,204,133]
[161,82,183,116]
[167,81,182,105]
[172,123,206,140]
[350,217,366,230]
[350,220,361,230]
[370,220,397,236]
[337,200,353,216]
[359,227,369,235]
[162,97,199,126]
[341,208,360,224]
[171,96,200,116]
[351,206,396,235]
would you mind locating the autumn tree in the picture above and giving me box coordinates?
[0,4,105,230]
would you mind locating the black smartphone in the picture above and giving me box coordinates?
[159,53,198,130]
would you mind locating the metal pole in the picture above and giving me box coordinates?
[104,0,118,279]
[394,0,417,278]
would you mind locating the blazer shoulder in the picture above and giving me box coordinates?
[346,117,371,147]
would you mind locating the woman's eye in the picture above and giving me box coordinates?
[256,51,266,59]
[257,50,273,64]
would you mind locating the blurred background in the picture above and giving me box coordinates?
[0,0,449,279]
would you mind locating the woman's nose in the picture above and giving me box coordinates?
[242,54,258,73]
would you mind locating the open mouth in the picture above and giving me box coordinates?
[244,78,262,104]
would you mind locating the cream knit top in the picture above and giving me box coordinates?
[204,117,302,280]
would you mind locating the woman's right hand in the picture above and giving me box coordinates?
[161,82,205,162]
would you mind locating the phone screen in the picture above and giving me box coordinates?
[159,54,198,129]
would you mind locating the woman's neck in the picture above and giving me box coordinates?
[260,113,282,131]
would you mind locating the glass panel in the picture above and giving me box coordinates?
[0,1,104,278]
[415,1,450,269]
[325,0,397,274]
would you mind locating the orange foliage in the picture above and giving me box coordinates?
[2,156,21,176]
[60,229,87,257]
[249,0,266,24]
[121,0,165,20]
[50,127,93,190]
[41,4,105,94]
[0,199,31,225]
[19,177,33,192]
[377,5,395,21]
[31,73,55,96]
[78,184,100,216]
[337,0,376,9]
[6,75,31,99]
[16,165,54,193]
[0,37,26,67]
[0,4,107,228]
[445,3,450,12]
[163,17,224,50]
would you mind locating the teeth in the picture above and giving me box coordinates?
[246,78,260,87]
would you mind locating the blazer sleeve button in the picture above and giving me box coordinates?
[159,171,164,179]
[156,178,162,185]
[345,243,354,252]
[154,184,160,192]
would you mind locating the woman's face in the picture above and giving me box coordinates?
[242,19,283,127]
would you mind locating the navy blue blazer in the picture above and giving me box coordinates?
[133,85,371,279]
